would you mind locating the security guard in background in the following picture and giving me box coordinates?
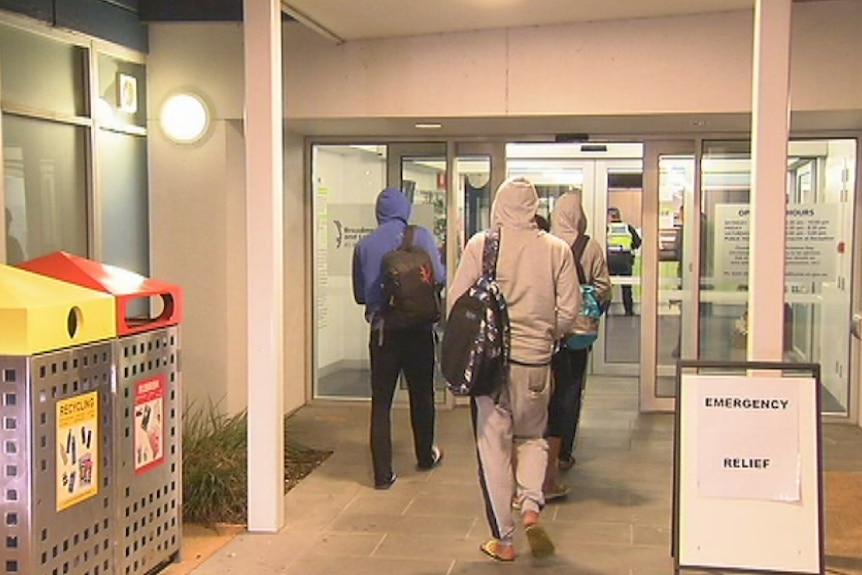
[606,207,642,316]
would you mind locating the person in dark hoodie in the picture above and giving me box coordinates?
[352,187,447,490]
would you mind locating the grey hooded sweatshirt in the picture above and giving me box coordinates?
[449,177,581,365]
[550,192,613,337]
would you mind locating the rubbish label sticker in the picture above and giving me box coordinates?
[134,376,166,474]
[56,392,99,511]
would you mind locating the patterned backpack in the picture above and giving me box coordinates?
[440,229,511,396]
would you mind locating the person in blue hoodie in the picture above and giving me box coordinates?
[352,187,446,489]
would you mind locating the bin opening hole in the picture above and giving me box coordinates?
[125,295,174,327]
[67,307,83,339]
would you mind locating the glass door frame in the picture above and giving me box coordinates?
[641,140,699,412]
[388,142,450,404]
[588,157,643,378]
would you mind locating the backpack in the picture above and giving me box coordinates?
[381,225,441,329]
[564,234,603,351]
[440,229,511,397]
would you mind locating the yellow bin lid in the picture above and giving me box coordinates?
[0,264,116,355]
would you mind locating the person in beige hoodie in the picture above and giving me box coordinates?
[545,191,612,497]
[449,177,580,561]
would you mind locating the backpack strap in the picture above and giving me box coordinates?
[571,234,589,285]
[402,225,416,249]
[482,228,501,280]
[482,228,510,374]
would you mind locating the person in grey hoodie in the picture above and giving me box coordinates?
[545,191,612,498]
[449,177,580,561]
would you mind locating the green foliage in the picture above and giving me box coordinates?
[181,401,332,527]
[182,401,248,526]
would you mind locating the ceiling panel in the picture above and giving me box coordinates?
[283,0,754,42]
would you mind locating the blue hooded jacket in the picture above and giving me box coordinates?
[352,187,446,325]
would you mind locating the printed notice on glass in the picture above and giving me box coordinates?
[714,203,839,282]
[134,376,166,474]
[56,392,99,511]
[696,376,801,501]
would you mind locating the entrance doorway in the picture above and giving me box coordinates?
[311,137,859,420]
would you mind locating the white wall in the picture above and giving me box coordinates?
[149,23,306,416]
[284,2,862,121]
[146,1,862,417]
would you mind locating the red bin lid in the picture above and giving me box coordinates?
[18,251,184,336]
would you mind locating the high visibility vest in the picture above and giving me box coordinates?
[607,222,633,253]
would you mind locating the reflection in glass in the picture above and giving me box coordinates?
[0,24,86,117]
[99,131,149,275]
[700,139,856,414]
[2,115,87,262]
[655,156,695,397]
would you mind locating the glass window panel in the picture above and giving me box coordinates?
[98,130,149,275]
[0,24,87,117]
[604,175,643,365]
[97,54,146,129]
[3,115,88,263]
[312,144,386,399]
[455,156,491,252]
[700,138,856,415]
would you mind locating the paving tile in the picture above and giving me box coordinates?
[183,377,862,575]
[306,532,384,557]
[287,554,453,575]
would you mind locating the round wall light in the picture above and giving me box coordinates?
[160,93,210,144]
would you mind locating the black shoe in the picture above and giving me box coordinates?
[375,473,396,490]
[417,446,444,471]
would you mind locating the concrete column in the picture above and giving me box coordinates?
[748,0,791,362]
[244,0,285,532]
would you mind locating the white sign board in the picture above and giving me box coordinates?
[714,203,839,282]
[676,374,822,574]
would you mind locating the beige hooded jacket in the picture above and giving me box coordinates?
[550,192,612,337]
[449,177,581,364]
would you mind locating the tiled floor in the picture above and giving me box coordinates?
[177,375,862,575]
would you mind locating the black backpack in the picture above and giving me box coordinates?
[440,229,511,396]
[381,225,441,329]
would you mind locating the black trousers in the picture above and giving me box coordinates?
[369,326,436,484]
[608,255,634,315]
[548,346,590,461]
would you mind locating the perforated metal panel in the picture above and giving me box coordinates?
[114,327,181,575]
[1,342,115,575]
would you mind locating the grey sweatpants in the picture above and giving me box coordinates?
[471,363,551,544]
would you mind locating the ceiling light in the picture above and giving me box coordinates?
[415,122,442,129]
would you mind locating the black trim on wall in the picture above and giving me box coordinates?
[0,0,52,22]
[139,0,241,22]
[1,0,147,52]
[55,0,147,52]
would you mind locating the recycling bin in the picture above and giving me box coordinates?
[0,263,116,575]
[19,252,184,575]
